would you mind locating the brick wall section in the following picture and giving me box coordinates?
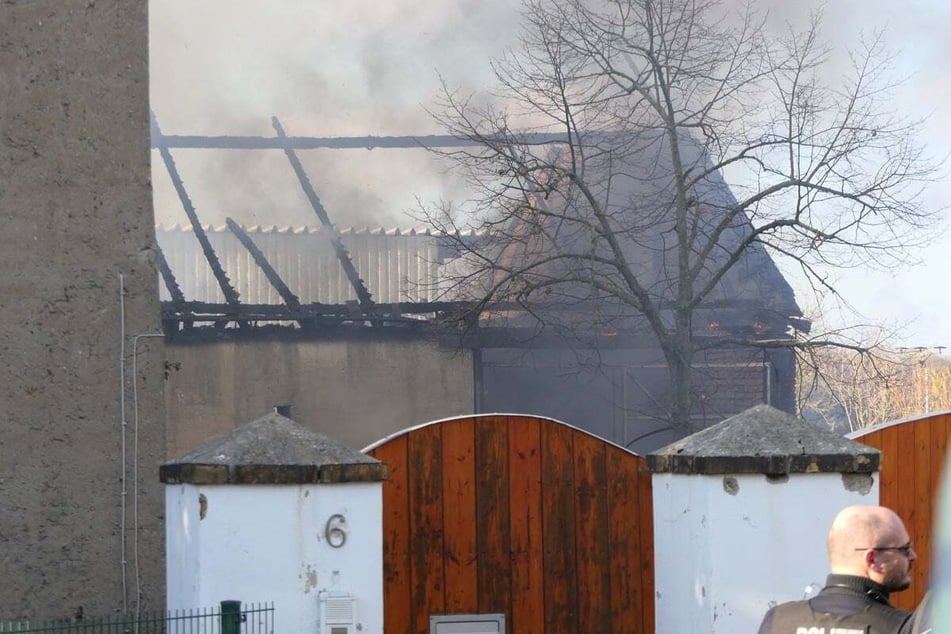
[0,1,165,619]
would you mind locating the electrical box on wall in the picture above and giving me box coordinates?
[429,613,505,633]
[318,591,357,634]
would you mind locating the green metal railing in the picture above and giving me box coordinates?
[0,601,274,634]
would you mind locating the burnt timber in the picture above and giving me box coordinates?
[153,132,569,151]
[151,123,807,345]
[160,300,469,336]
[152,114,242,310]
[225,217,302,313]
[271,117,377,317]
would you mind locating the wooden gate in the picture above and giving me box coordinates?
[365,414,654,633]
[850,411,951,611]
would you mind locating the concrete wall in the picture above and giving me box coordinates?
[165,333,785,457]
[0,0,165,620]
[166,482,383,634]
[165,335,475,455]
[652,472,879,632]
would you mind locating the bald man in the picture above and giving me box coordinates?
[758,505,916,633]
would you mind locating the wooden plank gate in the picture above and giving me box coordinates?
[850,411,951,611]
[366,414,654,633]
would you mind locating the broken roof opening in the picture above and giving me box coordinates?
[151,115,808,341]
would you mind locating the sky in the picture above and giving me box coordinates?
[149,0,951,348]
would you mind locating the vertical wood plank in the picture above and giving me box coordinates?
[372,416,655,634]
[857,420,933,611]
[509,416,544,633]
[368,435,411,634]
[878,426,899,511]
[864,422,922,611]
[913,418,933,597]
[891,424,918,612]
[542,422,578,634]
[476,416,512,617]
[442,419,478,613]
[930,414,950,508]
[896,422,917,533]
[574,433,611,634]
[606,446,641,632]
[408,424,445,633]
[638,461,655,633]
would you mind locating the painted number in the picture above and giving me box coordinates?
[324,513,347,548]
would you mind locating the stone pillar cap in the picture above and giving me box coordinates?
[646,404,879,475]
[160,412,387,485]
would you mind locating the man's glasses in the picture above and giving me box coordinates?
[855,542,914,557]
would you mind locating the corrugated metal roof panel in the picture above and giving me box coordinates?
[156,224,446,304]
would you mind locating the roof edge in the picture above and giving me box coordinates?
[646,450,879,475]
[160,461,388,485]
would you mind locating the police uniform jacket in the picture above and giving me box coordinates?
[758,574,913,634]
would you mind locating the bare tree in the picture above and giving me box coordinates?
[424,0,937,439]
[800,347,951,432]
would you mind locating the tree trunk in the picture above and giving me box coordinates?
[666,314,695,440]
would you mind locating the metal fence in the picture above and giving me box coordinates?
[0,602,274,634]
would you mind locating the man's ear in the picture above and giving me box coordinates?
[865,549,877,568]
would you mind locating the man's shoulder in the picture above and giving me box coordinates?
[811,590,898,610]
[758,595,911,634]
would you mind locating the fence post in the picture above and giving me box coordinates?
[163,412,387,632]
[220,600,241,634]
[647,404,881,633]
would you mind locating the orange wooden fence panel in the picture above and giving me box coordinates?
[367,414,655,633]
[852,411,951,611]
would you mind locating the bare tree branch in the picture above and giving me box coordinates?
[419,0,940,437]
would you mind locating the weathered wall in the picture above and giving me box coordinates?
[167,482,383,633]
[481,345,790,454]
[165,334,784,458]
[165,335,475,455]
[0,1,165,620]
[652,471,878,632]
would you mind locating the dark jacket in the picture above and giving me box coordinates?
[758,574,913,633]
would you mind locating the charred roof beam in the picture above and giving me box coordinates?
[155,244,186,306]
[152,113,246,328]
[152,132,570,151]
[158,300,470,335]
[271,116,377,323]
[155,244,193,332]
[225,218,310,326]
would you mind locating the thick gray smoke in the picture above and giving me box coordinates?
[149,0,951,344]
[149,0,524,229]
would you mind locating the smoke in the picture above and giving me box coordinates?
[149,0,523,229]
[150,0,949,226]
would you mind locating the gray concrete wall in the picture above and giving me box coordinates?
[0,1,165,620]
[165,336,475,456]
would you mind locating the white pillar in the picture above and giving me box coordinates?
[647,405,880,633]
[162,411,386,634]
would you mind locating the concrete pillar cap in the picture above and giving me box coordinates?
[160,412,387,484]
[646,404,879,475]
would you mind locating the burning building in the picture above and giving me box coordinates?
[154,121,807,455]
